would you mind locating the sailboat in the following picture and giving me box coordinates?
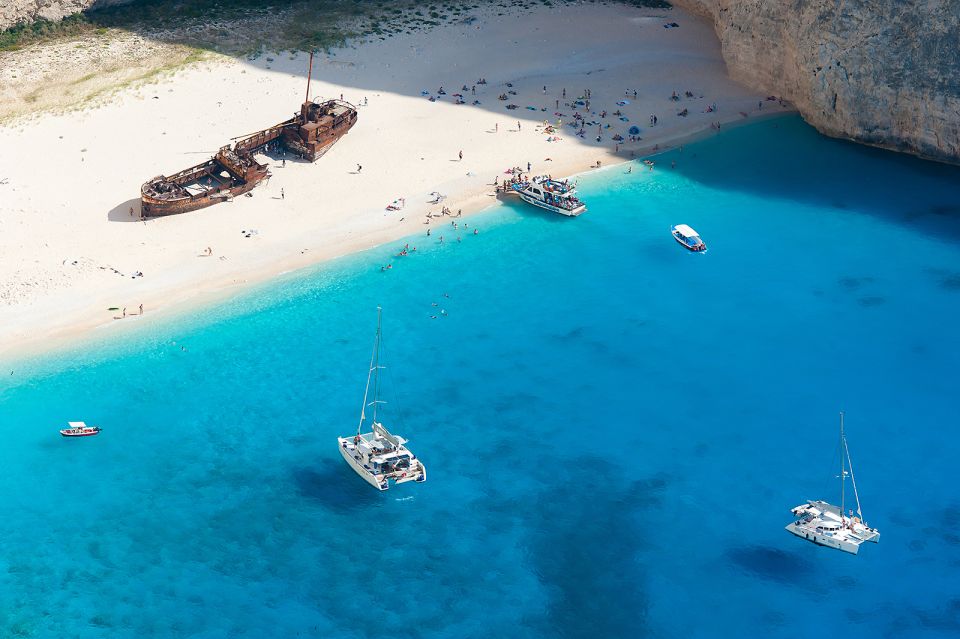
[785,412,880,554]
[337,307,426,491]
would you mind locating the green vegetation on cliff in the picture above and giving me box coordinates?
[1,0,671,53]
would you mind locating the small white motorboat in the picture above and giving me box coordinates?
[60,421,101,437]
[671,224,707,252]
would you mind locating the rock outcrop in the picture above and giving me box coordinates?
[671,0,960,164]
[1,0,133,31]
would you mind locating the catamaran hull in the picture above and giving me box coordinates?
[785,522,862,554]
[518,192,585,217]
[337,437,427,490]
[338,439,388,490]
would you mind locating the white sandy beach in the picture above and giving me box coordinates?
[0,2,786,359]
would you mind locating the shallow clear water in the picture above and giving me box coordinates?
[2,115,960,638]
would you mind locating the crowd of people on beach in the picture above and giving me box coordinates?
[422,63,786,168]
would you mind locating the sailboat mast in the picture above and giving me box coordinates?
[371,307,383,423]
[357,307,382,435]
[840,411,846,522]
[846,423,865,524]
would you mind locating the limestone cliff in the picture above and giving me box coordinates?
[671,0,960,164]
[1,0,133,31]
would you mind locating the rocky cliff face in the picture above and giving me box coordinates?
[1,0,133,31]
[672,0,960,164]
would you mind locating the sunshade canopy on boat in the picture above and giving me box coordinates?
[674,224,699,237]
[68,421,87,428]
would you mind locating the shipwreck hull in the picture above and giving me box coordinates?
[282,99,358,162]
[141,175,267,216]
[139,83,357,217]
[141,147,270,217]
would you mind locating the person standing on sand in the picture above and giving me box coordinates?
[517,121,521,131]
[495,122,498,132]
[122,307,126,318]
[281,188,285,200]
[139,304,143,314]
[459,150,463,161]
[357,164,362,173]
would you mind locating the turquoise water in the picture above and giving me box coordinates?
[2,115,960,637]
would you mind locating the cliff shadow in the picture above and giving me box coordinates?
[659,114,960,241]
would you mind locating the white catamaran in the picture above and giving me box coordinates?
[785,412,880,555]
[338,307,426,491]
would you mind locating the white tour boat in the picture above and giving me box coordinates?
[785,412,880,555]
[337,307,426,491]
[505,175,586,216]
[60,421,101,437]
[671,224,707,252]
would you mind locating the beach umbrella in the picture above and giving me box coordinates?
[628,125,640,135]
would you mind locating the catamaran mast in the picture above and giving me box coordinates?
[357,307,382,434]
[845,420,865,524]
[840,411,846,523]
[371,307,383,423]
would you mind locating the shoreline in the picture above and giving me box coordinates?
[0,111,797,369]
[0,2,784,364]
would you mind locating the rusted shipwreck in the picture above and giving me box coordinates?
[141,54,357,217]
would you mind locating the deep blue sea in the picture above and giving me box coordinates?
[2,115,960,638]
